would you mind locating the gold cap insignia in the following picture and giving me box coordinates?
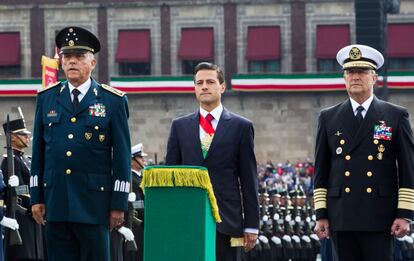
[349,47,362,60]
[99,134,105,142]
[69,28,74,33]
[85,132,92,140]
[68,40,74,46]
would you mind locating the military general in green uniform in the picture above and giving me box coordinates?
[30,26,131,261]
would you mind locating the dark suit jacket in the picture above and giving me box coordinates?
[165,108,259,237]
[314,96,414,231]
[30,79,131,225]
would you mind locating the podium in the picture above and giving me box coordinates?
[141,166,221,261]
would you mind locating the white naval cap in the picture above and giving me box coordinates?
[336,44,384,70]
[131,143,148,157]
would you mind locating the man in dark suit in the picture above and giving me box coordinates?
[313,44,414,261]
[30,26,131,261]
[165,62,259,261]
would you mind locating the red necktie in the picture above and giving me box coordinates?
[205,113,214,127]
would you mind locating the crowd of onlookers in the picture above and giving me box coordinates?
[257,158,315,197]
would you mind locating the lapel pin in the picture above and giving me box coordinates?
[336,147,343,155]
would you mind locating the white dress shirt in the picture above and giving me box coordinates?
[68,78,91,103]
[349,95,374,118]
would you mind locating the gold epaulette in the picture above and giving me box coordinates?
[38,81,61,93]
[101,84,125,97]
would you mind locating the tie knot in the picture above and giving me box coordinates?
[72,88,81,97]
[205,113,214,124]
[356,106,364,113]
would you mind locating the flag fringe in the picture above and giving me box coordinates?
[141,166,222,223]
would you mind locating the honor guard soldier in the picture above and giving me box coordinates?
[127,143,147,261]
[313,44,414,261]
[1,114,46,261]
[30,26,131,261]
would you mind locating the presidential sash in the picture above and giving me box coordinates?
[199,114,215,158]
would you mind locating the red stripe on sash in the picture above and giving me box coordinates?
[199,114,215,135]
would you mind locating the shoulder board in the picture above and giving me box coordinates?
[38,81,61,93]
[101,84,125,97]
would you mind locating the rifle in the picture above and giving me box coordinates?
[3,115,23,260]
[123,171,139,259]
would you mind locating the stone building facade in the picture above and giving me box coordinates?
[1,0,414,163]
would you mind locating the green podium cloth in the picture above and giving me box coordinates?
[142,166,220,261]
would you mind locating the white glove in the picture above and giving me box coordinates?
[8,175,19,187]
[118,226,134,241]
[128,192,136,202]
[0,216,19,230]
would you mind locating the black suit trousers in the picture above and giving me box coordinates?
[331,231,393,261]
[216,231,241,261]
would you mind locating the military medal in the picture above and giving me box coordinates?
[373,121,392,141]
[377,144,385,160]
[336,147,342,155]
[85,132,92,140]
[89,103,106,117]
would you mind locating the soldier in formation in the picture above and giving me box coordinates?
[1,113,45,261]
[242,185,320,261]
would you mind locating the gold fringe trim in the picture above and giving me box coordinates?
[141,167,222,223]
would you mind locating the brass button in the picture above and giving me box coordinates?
[345,171,350,177]
[367,171,373,177]
[374,139,379,144]
[366,187,372,193]
[100,187,104,191]
[66,169,72,175]
[345,155,351,160]
[340,139,345,145]
[71,117,77,123]
[68,134,74,139]
[345,187,351,193]
[94,126,99,130]
[66,151,72,157]
[368,155,373,161]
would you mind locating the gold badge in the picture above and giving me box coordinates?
[85,132,92,140]
[377,144,385,160]
[377,153,383,160]
[349,47,362,60]
[99,134,105,142]
[69,40,74,46]
[69,28,74,33]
